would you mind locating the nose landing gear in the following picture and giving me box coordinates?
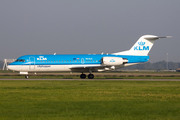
[25,75,29,79]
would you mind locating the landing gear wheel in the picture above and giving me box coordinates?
[25,75,29,79]
[88,74,94,79]
[80,74,86,79]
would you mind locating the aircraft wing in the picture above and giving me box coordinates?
[69,64,104,69]
[69,64,108,72]
[69,64,125,72]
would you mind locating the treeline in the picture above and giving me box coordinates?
[0,60,180,70]
[124,61,180,70]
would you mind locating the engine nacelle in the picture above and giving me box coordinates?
[102,57,128,66]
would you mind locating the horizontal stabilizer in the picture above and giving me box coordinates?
[144,36,172,40]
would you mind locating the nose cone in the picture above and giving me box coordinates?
[7,64,23,71]
[7,65,14,70]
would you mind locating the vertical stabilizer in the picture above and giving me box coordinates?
[113,35,171,56]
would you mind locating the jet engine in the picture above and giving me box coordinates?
[102,57,128,66]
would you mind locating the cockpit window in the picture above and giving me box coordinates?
[15,59,25,62]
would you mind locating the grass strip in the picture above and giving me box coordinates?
[0,80,180,120]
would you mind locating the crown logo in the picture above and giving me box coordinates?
[110,59,115,62]
[138,41,145,46]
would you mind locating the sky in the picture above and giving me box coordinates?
[0,0,180,62]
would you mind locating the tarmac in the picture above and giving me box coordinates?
[1,79,180,81]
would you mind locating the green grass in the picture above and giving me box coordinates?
[0,80,180,120]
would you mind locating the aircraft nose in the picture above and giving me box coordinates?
[7,65,13,70]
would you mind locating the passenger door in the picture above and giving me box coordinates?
[81,58,85,64]
[29,56,35,70]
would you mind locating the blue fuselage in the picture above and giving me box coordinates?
[9,54,149,66]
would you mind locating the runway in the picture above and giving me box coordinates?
[1,79,180,81]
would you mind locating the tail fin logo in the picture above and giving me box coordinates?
[134,41,149,51]
[138,41,145,46]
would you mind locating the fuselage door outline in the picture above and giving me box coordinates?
[81,58,85,64]
[29,56,35,70]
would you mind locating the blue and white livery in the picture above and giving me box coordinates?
[8,35,171,79]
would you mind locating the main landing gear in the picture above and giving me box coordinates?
[88,74,94,79]
[80,73,86,79]
[80,73,94,79]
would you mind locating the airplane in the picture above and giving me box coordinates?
[7,35,171,79]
